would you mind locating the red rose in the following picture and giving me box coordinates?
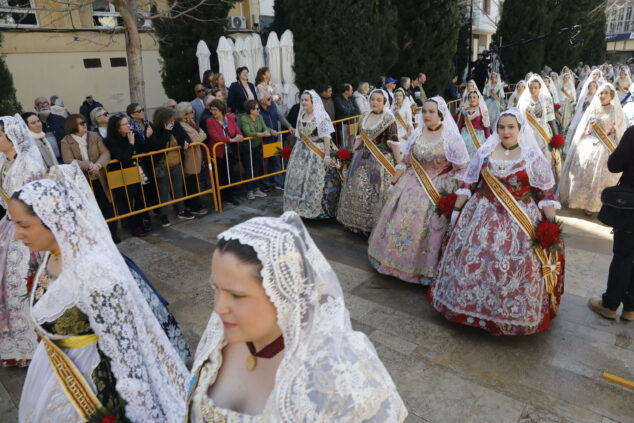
[438,193,458,218]
[337,148,352,161]
[280,146,293,160]
[554,104,561,110]
[550,134,564,148]
[26,275,34,294]
[99,415,116,423]
[452,113,458,122]
[536,220,560,249]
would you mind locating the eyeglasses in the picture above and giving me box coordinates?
[96,112,109,119]
[78,121,87,126]
[133,108,144,114]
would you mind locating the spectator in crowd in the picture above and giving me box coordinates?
[49,95,69,118]
[127,102,153,142]
[471,53,490,91]
[377,75,387,89]
[149,107,195,227]
[79,94,103,129]
[334,83,360,120]
[211,72,228,100]
[258,91,284,189]
[239,99,270,200]
[198,94,216,130]
[353,82,371,114]
[60,113,118,241]
[384,77,397,105]
[202,69,215,91]
[90,107,110,139]
[175,101,208,217]
[445,75,460,101]
[192,84,207,124]
[412,73,427,105]
[255,66,281,105]
[104,113,148,237]
[588,126,634,321]
[319,83,335,120]
[285,101,301,136]
[165,98,178,109]
[34,96,64,160]
[211,88,226,103]
[21,111,58,169]
[206,99,243,206]
[228,66,258,116]
[399,77,415,107]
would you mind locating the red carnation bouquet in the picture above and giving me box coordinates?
[279,145,293,160]
[533,218,564,254]
[336,148,352,165]
[549,134,564,151]
[435,192,458,219]
[554,104,561,111]
[21,256,40,302]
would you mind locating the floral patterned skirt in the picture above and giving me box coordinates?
[368,168,458,283]
[427,193,565,335]
[460,128,485,159]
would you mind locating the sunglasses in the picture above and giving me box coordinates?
[96,112,109,119]
[133,108,144,114]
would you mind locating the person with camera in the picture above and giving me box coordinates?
[471,52,490,92]
[588,125,634,321]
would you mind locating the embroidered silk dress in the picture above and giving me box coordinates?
[336,111,398,233]
[523,100,555,166]
[283,115,341,219]
[483,82,505,128]
[558,102,625,212]
[457,108,489,158]
[428,158,565,336]
[368,130,465,284]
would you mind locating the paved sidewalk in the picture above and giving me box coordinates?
[1,192,632,423]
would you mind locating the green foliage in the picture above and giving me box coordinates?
[496,0,556,82]
[456,20,471,84]
[0,33,22,115]
[390,0,463,96]
[154,0,238,101]
[275,0,398,92]
[542,0,606,70]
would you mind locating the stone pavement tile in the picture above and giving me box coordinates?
[344,293,377,321]
[0,366,26,410]
[369,328,418,356]
[518,404,575,423]
[329,260,367,292]
[0,375,18,423]
[564,247,612,298]
[405,413,432,423]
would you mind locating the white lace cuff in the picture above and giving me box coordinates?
[387,140,400,146]
[538,200,561,210]
[455,188,472,197]
[395,163,407,171]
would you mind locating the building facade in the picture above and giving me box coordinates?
[606,0,634,62]
[469,0,503,61]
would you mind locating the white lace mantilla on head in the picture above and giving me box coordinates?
[461,80,490,127]
[518,75,555,128]
[294,90,334,139]
[18,179,189,422]
[463,108,556,190]
[190,212,407,422]
[405,96,469,165]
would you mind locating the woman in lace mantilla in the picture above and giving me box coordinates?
[0,114,46,367]
[283,90,341,219]
[558,83,626,214]
[187,212,407,422]
[368,97,469,286]
[457,90,491,157]
[483,72,506,127]
[557,73,576,134]
[337,89,399,234]
[11,178,188,422]
[428,109,565,335]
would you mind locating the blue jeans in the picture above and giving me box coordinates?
[263,138,285,187]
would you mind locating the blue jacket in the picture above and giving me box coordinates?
[259,102,278,143]
[41,113,66,143]
[227,81,258,115]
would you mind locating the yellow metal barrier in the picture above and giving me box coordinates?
[85,142,218,223]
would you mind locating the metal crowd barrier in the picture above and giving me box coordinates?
[86,142,218,222]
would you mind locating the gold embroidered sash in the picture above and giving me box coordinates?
[480,166,560,310]
[463,112,481,149]
[300,133,326,159]
[33,326,103,420]
[0,187,9,204]
[590,121,616,152]
[409,153,440,205]
[490,89,501,104]
[394,112,408,131]
[525,111,562,177]
[360,131,396,177]
[561,89,573,101]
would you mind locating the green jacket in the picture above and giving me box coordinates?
[239,114,267,147]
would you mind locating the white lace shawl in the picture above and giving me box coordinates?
[404,96,469,165]
[569,70,605,135]
[558,74,576,103]
[190,212,408,422]
[461,81,490,127]
[463,108,556,191]
[545,77,560,104]
[294,89,334,139]
[508,80,526,107]
[18,179,189,422]
[557,82,627,198]
[483,73,505,103]
[0,114,46,209]
[518,75,555,129]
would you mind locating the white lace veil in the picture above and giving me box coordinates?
[508,80,526,107]
[17,179,189,422]
[404,96,469,165]
[518,75,555,128]
[461,81,490,127]
[569,69,605,135]
[463,108,556,190]
[559,72,576,102]
[558,82,627,199]
[483,73,504,99]
[294,89,335,139]
[544,76,560,104]
[191,212,407,422]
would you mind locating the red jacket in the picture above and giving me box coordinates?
[206,113,242,158]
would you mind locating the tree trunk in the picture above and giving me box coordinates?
[114,0,146,106]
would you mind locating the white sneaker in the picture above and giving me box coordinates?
[253,188,267,198]
[247,191,255,200]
